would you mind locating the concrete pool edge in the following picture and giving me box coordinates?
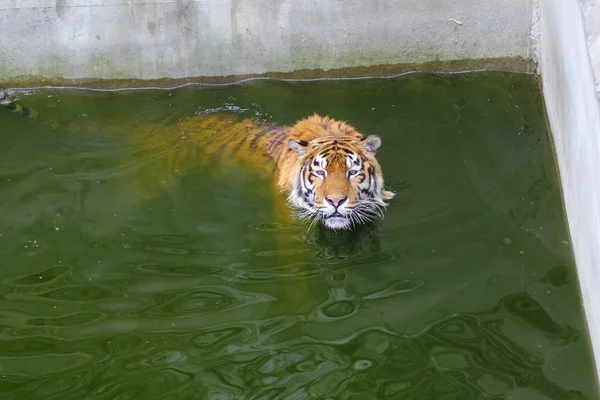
[0,57,534,90]
[536,0,600,381]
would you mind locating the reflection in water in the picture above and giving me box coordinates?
[303,222,382,260]
[0,73,597,399]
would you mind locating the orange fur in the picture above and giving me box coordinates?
[274,115,364,191]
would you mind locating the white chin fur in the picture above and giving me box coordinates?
[323,216,352,230]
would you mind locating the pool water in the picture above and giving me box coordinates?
[0,73,597,399]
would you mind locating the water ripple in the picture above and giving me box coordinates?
[0,295,586,399]
[26,312,105,327]
[314,288,358,320]
[131,262,227,277]
[364,279,425,300]
[8,265,71,287]
[233,252,396,282]
[140,286,276,317]
[39,286,113,302]
[247,222,298,232]
[0,352,93,378]
[501,293,579,343]
[191,326,251,349]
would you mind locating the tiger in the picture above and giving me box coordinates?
[1,87,394,230]
[142,113,395,230]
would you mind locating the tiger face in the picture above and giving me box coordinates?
[287,135,394,230]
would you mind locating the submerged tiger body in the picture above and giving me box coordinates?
[135,113,395,230]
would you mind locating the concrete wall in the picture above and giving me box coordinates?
[536,0,600,378]
[0,0,532,84]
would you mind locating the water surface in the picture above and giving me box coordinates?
[0,73,597,399]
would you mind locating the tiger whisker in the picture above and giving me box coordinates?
[350,213,359,228]
[307,213,321,231]
[355,207,376,219]
[352,209,370,224]
[358,200,387,220]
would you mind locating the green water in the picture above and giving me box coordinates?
[0,73,597,399]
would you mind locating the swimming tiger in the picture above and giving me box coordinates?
[1,88,394,229]
[135,112,395,230]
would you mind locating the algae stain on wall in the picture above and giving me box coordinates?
[0,0,532,83]
[34,56,70,80]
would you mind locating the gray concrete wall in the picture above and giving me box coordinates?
[0,0,532,84]
[536,0,600,378]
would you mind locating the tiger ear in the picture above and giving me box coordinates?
[288,139,309,156]
[362,135,381,154]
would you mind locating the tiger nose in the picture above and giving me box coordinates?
[325,194,348,207]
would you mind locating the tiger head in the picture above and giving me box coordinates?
[282,117,394,230]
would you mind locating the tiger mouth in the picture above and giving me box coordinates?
[325,212,345,219]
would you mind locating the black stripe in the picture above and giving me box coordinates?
[213,141,234,158]
[250,126,277,151]
[367,166,378,193]
[300,165,310,193]
[230,131,251,156]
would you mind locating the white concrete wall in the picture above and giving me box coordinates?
[536,0,600,377]
[0,0,532,83]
